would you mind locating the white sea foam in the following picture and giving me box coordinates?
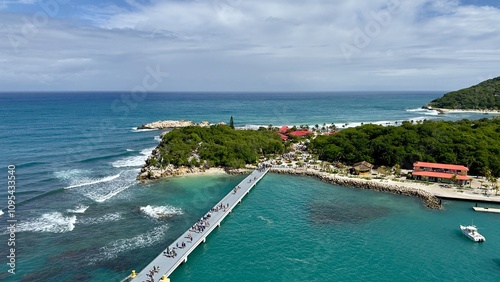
[93,224,170,262]
[154,135,161,142]
[72,169,136,203]
[54,169,90,181]
[111,147,155,168]
[64,173,121,189]
[131,127,158,132]
[18,212,76,233]
[140,205,183,219]
[0,210,4,216]
[67,205,89,214]
[80,212,124,225]
[126,149,135,152]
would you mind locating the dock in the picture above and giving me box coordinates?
[472,206,500,213]
[128,166,270,282]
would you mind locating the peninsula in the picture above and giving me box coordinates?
[424,76,500,112]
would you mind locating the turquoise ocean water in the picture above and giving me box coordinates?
[0,92,499,281]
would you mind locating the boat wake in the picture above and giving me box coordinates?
[140,205,184,219]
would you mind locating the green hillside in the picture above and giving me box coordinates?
[427,77,500,110]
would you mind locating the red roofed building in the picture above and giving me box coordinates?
[279,126,289,133]
[278,133,289,141]
[412,161,470,186]
[289,130,312,137]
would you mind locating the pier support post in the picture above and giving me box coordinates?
[184,257,188,263]
[202,238,206,243]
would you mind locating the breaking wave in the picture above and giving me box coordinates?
[67,205,89,214]
[64,173,121,190]
[17,212,76,233]
[111,147,155,168]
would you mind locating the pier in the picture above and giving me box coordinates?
[128,166,270,282]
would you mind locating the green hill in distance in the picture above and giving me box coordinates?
[426,76,500,110]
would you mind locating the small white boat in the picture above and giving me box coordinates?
[460,225,485,242]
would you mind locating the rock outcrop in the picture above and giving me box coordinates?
[270,168,442,210]
[137,120,196,130]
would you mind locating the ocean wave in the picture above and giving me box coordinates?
[74,170,137,203]
[64,173,121,190]
[140,205,183,219]
[0,210,3,216]
[17,212,76,233]
[67,204,89,214]
[54,169,90,181]
[126,149,135,152]
[111,147,155,168]
[79,212,124,225]
[92,224,170,262]
[131,127,158,132]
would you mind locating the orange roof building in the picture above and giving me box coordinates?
[412,161,470,185]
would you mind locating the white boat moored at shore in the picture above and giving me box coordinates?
[460,225,485,242]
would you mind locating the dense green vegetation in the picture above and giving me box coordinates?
[149,125,286,169]
[428,77,500,109]
[310,118,500,176]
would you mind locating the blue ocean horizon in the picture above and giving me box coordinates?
[1,91,500,281]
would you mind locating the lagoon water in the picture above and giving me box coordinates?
[1,92,500,281]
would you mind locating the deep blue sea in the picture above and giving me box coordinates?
[1,92,499,281]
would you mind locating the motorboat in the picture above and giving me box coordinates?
[460,225,485,242]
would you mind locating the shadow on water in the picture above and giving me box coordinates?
[309,201,391,225]
[492,258,500,267]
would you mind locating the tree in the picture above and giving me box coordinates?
[229,116,235,129]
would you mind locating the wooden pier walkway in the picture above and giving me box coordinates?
[128,167,270,282]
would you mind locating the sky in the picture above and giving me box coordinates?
[0,0,499,92]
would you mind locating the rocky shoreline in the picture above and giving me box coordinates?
[137,164,250,180]
[270,167,443,210]
[137,120,225,130]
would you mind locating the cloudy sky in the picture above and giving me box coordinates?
[1,0,499,91]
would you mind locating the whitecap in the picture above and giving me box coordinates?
[132,127,158,132]
[0,210,4,216]
[17,212,76,233]
[111,147,155,168]
[74,170,137,203]
[64,173,121,189]
[54,169,90,181]
[140,205,183,219]
[67,205,89,214]
[126,149,135,152]
[92,224,170,262]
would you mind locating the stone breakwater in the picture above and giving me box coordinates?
[270,168,443,210]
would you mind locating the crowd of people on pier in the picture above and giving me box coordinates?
[141,167,270,279]
[142,265,160,282]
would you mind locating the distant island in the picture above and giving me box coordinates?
[424,76,500,111]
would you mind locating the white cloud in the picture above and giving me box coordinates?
[0,0,499,91]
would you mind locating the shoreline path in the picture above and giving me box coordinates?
[130,166,270,282]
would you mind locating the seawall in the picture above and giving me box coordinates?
[270,167,443,210]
